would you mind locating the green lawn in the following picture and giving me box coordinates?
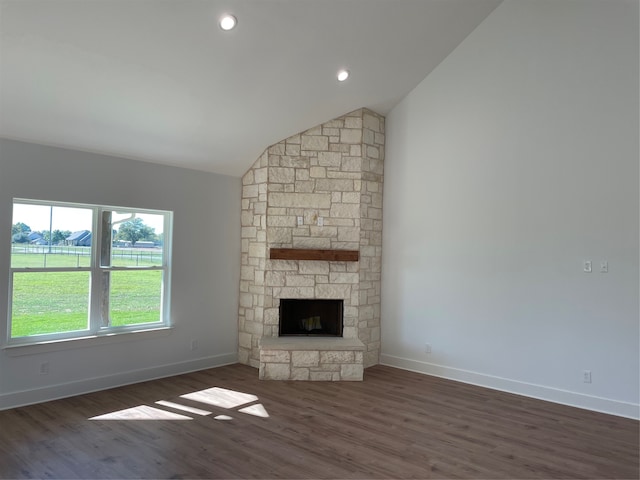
[11,245,162,268]
[10,251,163,338]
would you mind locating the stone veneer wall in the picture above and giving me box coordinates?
[238,108,384,369]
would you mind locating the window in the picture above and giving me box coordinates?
[8,199,172,345]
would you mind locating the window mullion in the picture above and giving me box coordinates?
[89,207,103,334]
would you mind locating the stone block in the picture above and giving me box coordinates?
[341,157,362,172]
[320,351,355,363]
[241,211,254,226]
[264,308,279,325]
[298,262,330,275]
[296,169,309,181]
[341,192,359,204]
[285,274,315,287]
[315,179,353,192]
[267,215,296,227]
[268,227,292,244]
[269,167,296,184]
[240,265,254,281]
[304,125,323,136]
[309,226,338,237]
[265,271,286,286]
[248,243,266,258]
[239,293,253,308]
[272,286,315,298]
[263,363,291,380]
[261,350,291,363]
[363,129,375,146]
[344,116,362,129]
[337,227,359,242]
[243,184,259,198]
[239,332,252,348]
[310,371,333,381]
[342,327,357,338]
[269,193,331,209]
[241,226,257,238]
[363,113,381,132]
[269,143,286,155]
[254,167,268,184]
[268,260,298,271]
[295,181,315,193]
[301,135,328,151]
[340,129,362,144]
[292,350,320,367]
[329,272,359,284]
[340,364,364,381]
[238,348,250,365]
[310,166,326,178]
[292,368,310,381]
[330,203,360,219]
[315,283,350,299]
[243,170,254,185]
[245,320,264,335]
[292,237,331,249]
[318,151,342,167]
[286,143,301,156]
[286,134,301,144]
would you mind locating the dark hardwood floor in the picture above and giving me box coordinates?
[0,364,637,479]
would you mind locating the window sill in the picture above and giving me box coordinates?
[2,326,174,357]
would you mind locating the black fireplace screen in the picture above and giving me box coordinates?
[279,299,343,337]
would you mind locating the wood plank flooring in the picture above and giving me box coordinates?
[0,364,637,479]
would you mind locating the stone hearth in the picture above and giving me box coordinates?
[238,108,384,380]
[259,337,364,381]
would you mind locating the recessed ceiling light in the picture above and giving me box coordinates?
[219,14,237,31]
[337,69,350,82]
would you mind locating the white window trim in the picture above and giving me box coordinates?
[6,199,173,347]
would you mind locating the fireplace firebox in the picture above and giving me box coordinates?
[279,299,343,337]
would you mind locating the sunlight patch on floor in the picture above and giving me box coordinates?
[214,415,234,421]
[238,403,270,418]
[155,400,212,416]
[180,387,258,409]
[88,387,269,421]
[90,405,193,420]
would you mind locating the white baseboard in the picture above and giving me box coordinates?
[380,354,639,420]
[0,352,238,411]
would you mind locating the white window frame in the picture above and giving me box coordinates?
[7,199,172,346]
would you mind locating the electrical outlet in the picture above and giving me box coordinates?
[583,370,592,383]
[317,216,324,227]
[424,343,432,354]
[190,339,198,351]
[600,261,608,273]
[39,362,49,375]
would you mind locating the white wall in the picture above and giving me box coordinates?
[0,139,240,409]
[382,0,639,418]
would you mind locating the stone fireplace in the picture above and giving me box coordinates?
[238,108,384,380]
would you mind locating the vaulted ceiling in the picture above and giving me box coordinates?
[0,0,501,176]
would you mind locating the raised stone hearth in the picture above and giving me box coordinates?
[259,337,364,381]
[238,108,384,380]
